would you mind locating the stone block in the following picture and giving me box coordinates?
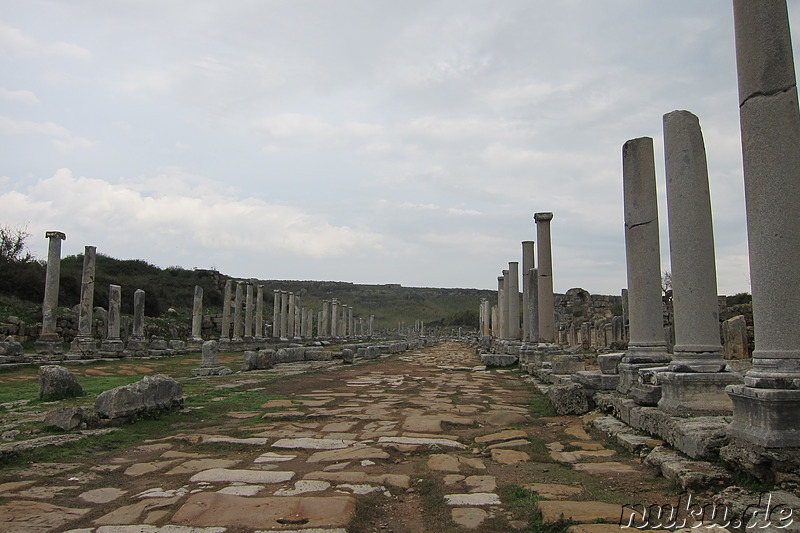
[657,371,742,416]
[597,352,623,375]
[546,383,591,415]
[722,315,749,360]
[95,374,183,420]
[274,347,305,363]
[341,349,355,364]
[44,407,97,431]
[241,349,274,371]
[39,365,83,400]
[304,349,332,361]
[628,383,661,406]
[727,385,800,448]
[480,354,518,367]
[551,355,584,374]
[573,371,620,391]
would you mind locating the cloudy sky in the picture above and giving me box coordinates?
[2,1,797,295]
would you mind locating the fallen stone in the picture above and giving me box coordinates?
[306,446,390,463]
[377,436,466,449]
[39,365,83,400]
[272,438,354,450]
[171,493,356,529]
[44,407,98,431]
[304,471,410,489]
[474,429,527,445]
[95,375,183,420]
[242,349,274,371]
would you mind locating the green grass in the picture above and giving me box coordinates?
[499,484,574,533]
[527,387,558,418]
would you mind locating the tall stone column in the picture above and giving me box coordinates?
[497,276,505,339]
[287,292,296,339]
[272,290,281,338]
[618,137,671,394]
[727,0,800,448]
[244,284,254,340]
[369,315,374,337]
[507,262,520,340]
[126,288,147,354]
[331,299,340,337]
[309,310,314,338]
[529,268,539,344]
[521,241,535,342]
[280,290,289,339]
[36,231,67,355]
[534,213,556,343]
[69,245,97,356]
[321,300,330,337]
[658,110,738,415]
[232,282,243,342]
[190,285,203,342]
[348,307,354,338]
[255,285,264,339]
[220,280,232,341]
[101,284,124,356]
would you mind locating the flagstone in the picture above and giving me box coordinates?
[79,487,127,504]
[226,411,260,419]
[172,493,356,529]
[306,446,390,463]
[522,483,583,500]
[125,460,181,477]
[427,454,460,472]
[304,471,410,489]
[261,399,295,408]
[217,485,264,496]
[166,459,241,475]
[465,475,496,493]
[161,451,210,459]
[323,462,352,472]
[274,480,331,496]
[262,410,306,419]
[203,436,268,446]
[490,449,530,465]
[487,439,530,450]
[474,429,527,444]
[321,421,358,432]
[272,437,354,450]
[452,507,489,529]
[0,500,90,530]
[570,441,606,451]
[444,493,501,506]
[564,425,592,440]
[572,462,638,475]
[189,469,295,484]
[0,480,36,494]
[378,436,466,448]
[550,450,617,464]
[95,496,181,525]
[537,500,635,524]
[444,474,466,485]
[254,452,297,463]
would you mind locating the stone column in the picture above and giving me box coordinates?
[369,315,374,337]
[287,292,296,338]
[280,290,289,338]
[272,290,281,338]
[663,111,726,373]
[255,285,264,339]
[220,280,232,341]
[232,282,243,342]
[521,241,535,342]
[618,137,671,394]
[348,307,354,338]
[534,212,556,343]
[497,276,505,339]
[529,268,539,344]
[36,231,67,355]
[101,284,124,355]
[244,284,254,340]
[331,299,339,337]
[309,310,314,338]
[126,288,147,354]
[507,262,520,340]
[321,300,330,337]
[190,285,203,343]
[727,0,800,448]
[69,245,97,356]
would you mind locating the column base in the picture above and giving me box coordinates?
[657,371,742,416]
[187,338,203,351]
[727,385,800,448]
[622,343,671,364]
[617,362,666,394]
[35,338,64,356]
[126,337,148,355]
[99,339,125,357]
[668,350,726,373]
[68,337,98,358]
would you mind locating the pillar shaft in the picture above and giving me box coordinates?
[534,212,556,343]
[521,241,535,342]
[497,276,505,339]
[280,291,289,338]
[255,285,263,338]
[108,284,121,340]
[232,282,243,341]
[244,284,253,339]
[288,292,296,338]
[191,285,203,340]
[40,231,66,339]
[621,138,670,363]
[272,290,281,338]
[663,110,725,372]
[734,0,800,388]
[221,280,232,340]
[77,246,96,338]
[507,262,520,340]
[132,289,145,339]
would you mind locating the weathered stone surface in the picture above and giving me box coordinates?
[172,493,356,529]
[44,407,97,431]
[537,500,631,524]
[444,493,501,506]
[306,446,389,463]
[490,449,529,464]
[241,349,274,371]
[304,471,410,489]
[628,383,661,406]
[79,487,127,504]
[341,348,355,364]
[597,353,624,375]
[722,315,749,360]
[0,500,90,530]
[452,507,488,529]
[480,354,518,367]
[275,347,306,363]
[273,438,354,450]
[572,462,638,475]
[95,375,183,420]
[546,383,591,415]
[377,436,466,449]
[474,429,527,445]
[572,371,620,391]
[189,468,294,484]
[39,365,83,400]
[522,483,582,500]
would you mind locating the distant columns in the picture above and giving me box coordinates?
[521,241,535,342]
[663,110,725,372]
[369,315,374,337]
[36,231,66,354]
[288,292,296,339]
[255,285,264,339]
[727,0,800,447]
[534,212,555,343]
[321,300,330,337]
[232,282,243,341]
[507,262,520,340]
[272,290,281,338]
[331,299,340,337]
[220,280,232,341]
[497,276,505,339]
[621,138,670,364]
[280,291,289,338]
[190,285,203,342]
[244,284,254,340]
[348,307,354,338]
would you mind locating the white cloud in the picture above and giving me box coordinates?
[253,113,334,140]
[0,116,95,152]
[47,42,92,61]
[0,21,35,52]
[0,87,39,104]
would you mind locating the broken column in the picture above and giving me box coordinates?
[521,241,536,343]
[126,289,147,354]
[497,275,505,339]
[68,245,97,357]
[189,285,203,348]
[100,284,124,356]
[658,110,739,414]
[220,280,232,342]
[244,283,254,341]
[280,290,289,339]
[321,300,330,337]
[618,137,671,395]
[255,285,264,340]
[192,340,232,376]
[287,292,296,339]
[727,0,800,449]
[507,261,520,340]
[232,282,243,343]
[534,212,556,343]
[36,231,67,355]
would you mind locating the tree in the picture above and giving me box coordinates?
[661,270,672,296]
[0,225,33,264]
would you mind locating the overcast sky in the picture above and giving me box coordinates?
[2,1,797,295]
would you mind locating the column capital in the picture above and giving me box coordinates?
[534,212,553,223]
[45,231,66,240]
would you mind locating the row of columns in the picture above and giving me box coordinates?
[219,280,267,342]
[484,212,554,344]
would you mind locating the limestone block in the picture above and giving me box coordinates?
[44,407,97,431]
[242,349,274,371]
[479,354,518,367]
[597,353,624,375]
[551,355,585,374]
[722,315,749,360]
[341,349,355,364]
[572,371,619,391]
[274,347,305,363]
[39,365,83,400]
[628,383,661,406]
[304,349,332,361]
[546,383,591,415]
[657,371,742,416]
[95,374,183,420]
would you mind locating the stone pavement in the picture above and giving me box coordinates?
[0,342,677,532]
